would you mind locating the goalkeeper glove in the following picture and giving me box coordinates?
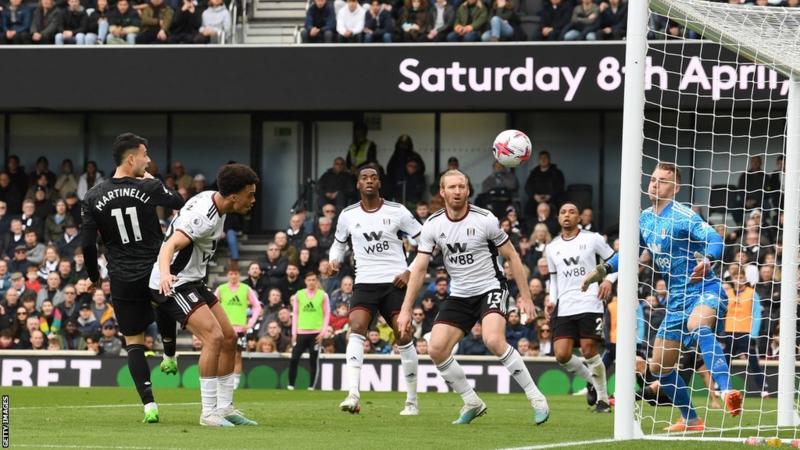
[581,263,610,292]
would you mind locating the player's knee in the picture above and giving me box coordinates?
[349,323,368,336]
[427,342,450,363]
[394,331,412,346]
[203,326,224,350]
[482,336,507,356]
[555,351,571,365]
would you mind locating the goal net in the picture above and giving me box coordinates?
[616,0,800,442]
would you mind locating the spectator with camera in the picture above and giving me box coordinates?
[301,0,336,43]
[54,160,78,198]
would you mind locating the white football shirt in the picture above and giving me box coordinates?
[330,199,422,284]
[149,191,225,290]
[546,230,615,316]
[417,205,508,298]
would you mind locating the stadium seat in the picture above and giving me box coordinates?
[565,184,592,210]
[519,0,542,40]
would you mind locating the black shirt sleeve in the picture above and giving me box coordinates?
[145,179,185,210]
[80,194,101,282]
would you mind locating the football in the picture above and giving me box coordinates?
[492,129,532,168]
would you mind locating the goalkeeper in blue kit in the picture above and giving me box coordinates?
[582,163,742,432]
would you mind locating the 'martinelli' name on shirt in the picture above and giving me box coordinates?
[94,188,151,212]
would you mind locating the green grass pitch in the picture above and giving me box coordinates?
[4,387,793,449]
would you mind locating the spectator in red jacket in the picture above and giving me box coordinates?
[329,302,350,331]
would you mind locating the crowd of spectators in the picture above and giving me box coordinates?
[0,155,233,355]
[0,0,231,44]
[2,143,797,397]
[301,0,629,43]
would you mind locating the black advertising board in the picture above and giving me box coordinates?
[0,42,787,112]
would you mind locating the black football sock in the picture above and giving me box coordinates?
[127,344,155,405]
[156,311,177,358]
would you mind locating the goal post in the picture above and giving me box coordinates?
[617,0,800,441]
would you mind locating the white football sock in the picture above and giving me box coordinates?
[233,373,241,390]
[398,341,418,404]
[560,354,594,383]
[200,377,218,416]
[217,372,234,411]
[346,334,366,397]
[437,356,481,405]
[499,346,543,402]
[586,354,609,402]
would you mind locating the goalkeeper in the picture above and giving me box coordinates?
[581,162,742,432]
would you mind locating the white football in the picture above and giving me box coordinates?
[492,129,532,168]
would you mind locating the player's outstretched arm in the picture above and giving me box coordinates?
[397,253,430,340]
[498,242,535,321]
[80,202,101,283]
[158,231,191,294]
[146,177,185,210]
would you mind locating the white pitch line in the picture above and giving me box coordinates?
[498,438,618,449]
[13,402,199,410]
[13,445,187,450]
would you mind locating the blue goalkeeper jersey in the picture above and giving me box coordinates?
[608,200,725,311]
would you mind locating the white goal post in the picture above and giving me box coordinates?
[617,0,800,441]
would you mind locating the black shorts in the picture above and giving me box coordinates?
[111,277,156,336]
[552,312,604,343]
[236,332,247,351]
[150,281,219,329]
[350,283,405,321]
[434,288,509,335]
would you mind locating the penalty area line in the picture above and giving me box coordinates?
[13,402,199,410]
[498,438,618,449]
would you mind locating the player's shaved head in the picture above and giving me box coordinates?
[356,163,381,198]
[559,202,579,214]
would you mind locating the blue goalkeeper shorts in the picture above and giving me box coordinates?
[656,291,727,347]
